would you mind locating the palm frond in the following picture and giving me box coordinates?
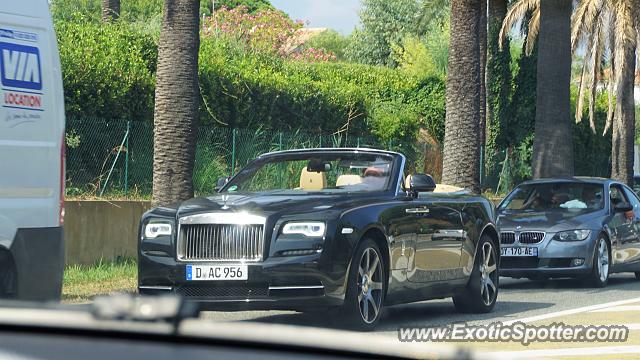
[571,0,603,52]
[524,7,540,56]
[499,0,539,51]
[612,0,635,87]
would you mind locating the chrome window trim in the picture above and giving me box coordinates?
[395,154,407,196]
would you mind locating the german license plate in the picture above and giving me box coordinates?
[501,247,538,257]
[186,265,248,281]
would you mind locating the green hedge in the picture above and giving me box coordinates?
[56,21,157,121]
[56,22,445,143]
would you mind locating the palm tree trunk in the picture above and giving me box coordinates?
[531,0,573,178]
[152,0,200,206]
[611,43,636,186]
[102,0,120,22]
[442,0,481,193]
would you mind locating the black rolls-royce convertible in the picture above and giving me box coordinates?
[138,148,499,330]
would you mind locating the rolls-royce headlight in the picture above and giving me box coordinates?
[282,222,326,237]
[144,222,173,238]
[553,230,591,242]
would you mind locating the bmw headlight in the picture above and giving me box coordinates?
[552,230,591,242]
[144,222,173,238]
[282,222,326,237]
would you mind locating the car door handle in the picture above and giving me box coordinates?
[406,207,430,214]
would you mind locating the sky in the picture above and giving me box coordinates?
[270,0,362,34]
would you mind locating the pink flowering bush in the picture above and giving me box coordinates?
[202,6,336,62]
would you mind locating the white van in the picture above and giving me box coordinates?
[0,0,65,300]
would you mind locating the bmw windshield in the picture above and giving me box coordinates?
[499,182,605,214]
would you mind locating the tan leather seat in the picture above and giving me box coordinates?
[336,174,363,187]
[404,175,463,193]
[299,168,327,190]
[404,175,412,189]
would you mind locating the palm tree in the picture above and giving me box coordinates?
[531,0,574,178]
[442,0,482,192]
[102,0,120,21]
[499,0,574,178]
[152,0,201,206]
[571,0,639,185]
[501,0,639,183]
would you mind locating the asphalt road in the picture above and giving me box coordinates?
[201,273,640,336]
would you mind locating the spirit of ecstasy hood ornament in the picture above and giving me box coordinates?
[221,195,230,210]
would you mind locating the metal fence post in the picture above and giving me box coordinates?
[357,137,360,148]
[479,145,484,190]
[279,132,283,151]
[124,120,130,196]
[230,128,237,177]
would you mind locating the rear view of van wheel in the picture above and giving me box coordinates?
[0,251,17,298]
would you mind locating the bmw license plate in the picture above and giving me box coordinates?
[186,265,248,281]
[501,247,538,257]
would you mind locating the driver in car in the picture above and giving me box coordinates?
[362,167,387,190]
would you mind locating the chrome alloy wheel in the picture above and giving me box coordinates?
[357,247,383,324]
[479,242,498,306]
[597,238,610,283]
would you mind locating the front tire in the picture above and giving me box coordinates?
[453,235,499,313]
[340,239,386,331]
[587,237,610,288]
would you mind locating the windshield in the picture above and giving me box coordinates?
[222,152,395,194]
[499,182,605,213]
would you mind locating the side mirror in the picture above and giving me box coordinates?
[407,174,436,195]
[613,202,633,213]
[215,177,229,191]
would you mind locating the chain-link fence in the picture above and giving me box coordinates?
[65,118,412,198]
[65,118,612,199]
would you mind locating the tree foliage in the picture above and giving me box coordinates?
[345,0,423,66]
[302,30,351,61]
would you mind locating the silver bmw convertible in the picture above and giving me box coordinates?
[497,177,640,287]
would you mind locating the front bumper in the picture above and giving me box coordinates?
[138,252,346,311]
[499,232,597,278]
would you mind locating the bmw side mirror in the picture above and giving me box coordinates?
[408,174,436,196]
[614,202,633,213]
[215,177,229,191]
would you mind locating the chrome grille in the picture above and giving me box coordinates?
[177,213,266,262]
[519,231,545,244]
[500,232,515,244]
[180,224,264,261]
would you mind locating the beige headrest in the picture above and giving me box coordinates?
[299,168,327,190]
[336,174,363,187]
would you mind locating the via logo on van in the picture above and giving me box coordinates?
[0,42,42,91]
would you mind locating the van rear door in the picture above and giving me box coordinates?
[0,0,65,300]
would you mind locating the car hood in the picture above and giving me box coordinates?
[497,210,604,233]
[174,192,388,219]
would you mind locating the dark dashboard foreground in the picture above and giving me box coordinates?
[0,302,479,360]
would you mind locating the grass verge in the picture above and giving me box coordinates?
[62,258,137,303]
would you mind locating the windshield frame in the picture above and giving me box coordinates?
[498,180,607,213]
[218,149,404,196]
